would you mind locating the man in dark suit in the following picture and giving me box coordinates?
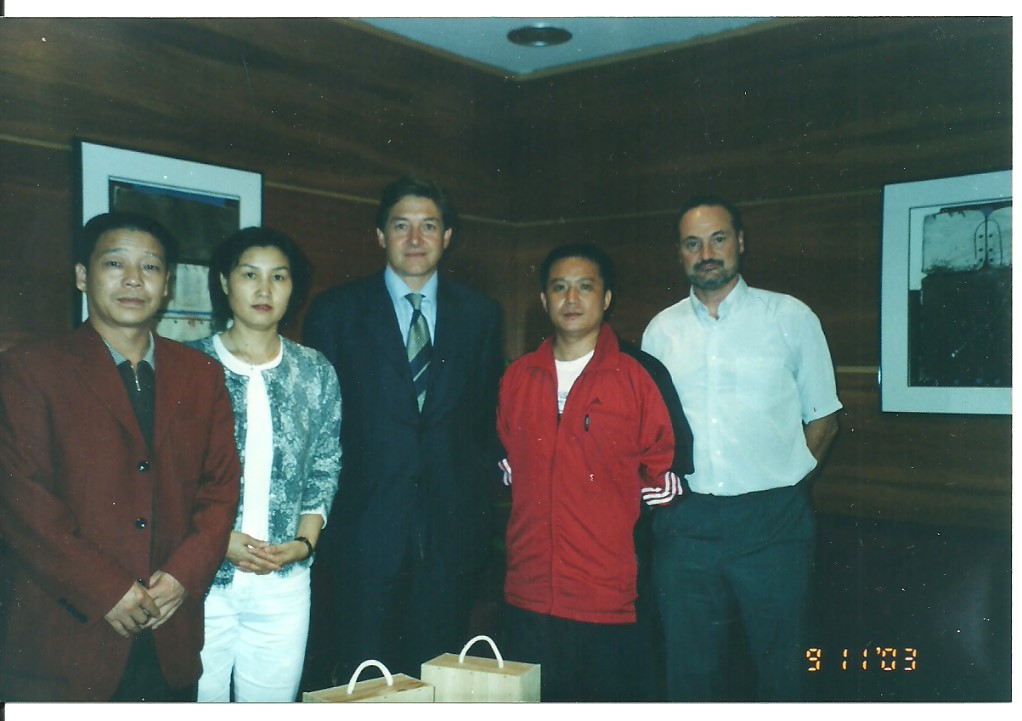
[303,177,503,681]
[0,212,240,701]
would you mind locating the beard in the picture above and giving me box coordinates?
[687,259,739,292]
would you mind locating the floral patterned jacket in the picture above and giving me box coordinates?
[190,335,342,586]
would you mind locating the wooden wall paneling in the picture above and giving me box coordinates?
[435,218,522,362]
[736,193,883,368]
[259,185,381,343]
[509,192,887,367]
[498,195,881,364]
[511,17,1012,221]
[1,17,516,348]
[0,18,515,218]
[185,18,517,216]
[813,372,1011,530]
[497,194,878,365]
[483,222,559,360]
[0,142,76,349]
[509,215,684,355]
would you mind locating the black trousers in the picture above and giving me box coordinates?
[109,632,196,702]
[328,552,473,683]
[652,483,816,702]
[504,605,642,703]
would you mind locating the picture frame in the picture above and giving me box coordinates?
[880,170,1011,415]
[76,139,263,341]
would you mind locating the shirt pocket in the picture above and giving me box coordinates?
[733,353,792,412]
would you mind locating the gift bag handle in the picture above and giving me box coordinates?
[458,634,505,668]
[347,659,394,694]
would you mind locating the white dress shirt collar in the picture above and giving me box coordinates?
[690,275,749,323]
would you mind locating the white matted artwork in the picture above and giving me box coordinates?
[880,170,1011,415]
[77,140,262,341]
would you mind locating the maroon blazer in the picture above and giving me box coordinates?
[0,324,240,701]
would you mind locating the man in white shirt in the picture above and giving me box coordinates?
[642,195,841,701]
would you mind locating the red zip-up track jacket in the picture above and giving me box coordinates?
[498,324,677,624]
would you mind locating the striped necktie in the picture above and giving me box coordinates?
[406,292,432,412]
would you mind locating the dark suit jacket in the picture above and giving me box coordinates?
[303,271,503,581]
[0,324,240,701]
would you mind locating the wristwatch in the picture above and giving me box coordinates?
[295,536,314,561]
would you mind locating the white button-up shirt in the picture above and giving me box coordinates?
[642,277,842,496]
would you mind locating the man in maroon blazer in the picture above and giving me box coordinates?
[0,212,240,701]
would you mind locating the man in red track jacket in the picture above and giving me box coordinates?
[497,243,691,702]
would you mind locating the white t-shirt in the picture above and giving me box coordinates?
[554,350,594,415]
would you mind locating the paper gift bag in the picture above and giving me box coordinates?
[302,659,435,703]
[421,635,541,702]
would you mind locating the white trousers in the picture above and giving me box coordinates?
[197,566,311,702]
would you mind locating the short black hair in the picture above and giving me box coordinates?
[675,194,744,236]
[374,177,458,234]
[75,212,179,267]
[207,226,313,331]
[538,242,616,295]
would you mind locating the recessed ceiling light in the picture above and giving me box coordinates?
[507,25,573,48]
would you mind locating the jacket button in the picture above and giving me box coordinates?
[138,461,150,472]
[135,518,148,529]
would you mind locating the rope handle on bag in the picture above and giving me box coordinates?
[458,634,505,668]
[347,659,394,694]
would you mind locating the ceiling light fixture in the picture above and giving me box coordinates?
[507,25,573,48]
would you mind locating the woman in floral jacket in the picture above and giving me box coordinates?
[189,227,341,702]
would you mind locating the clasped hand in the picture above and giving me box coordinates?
[104,571,186,639]
[226,531,305,575]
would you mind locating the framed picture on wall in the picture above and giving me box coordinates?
[76,139,263,342]
[880,169,1011,415]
